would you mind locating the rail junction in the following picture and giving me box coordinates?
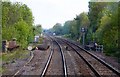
[2,35,120,77]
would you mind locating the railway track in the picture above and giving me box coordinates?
[3,35,119,76]
[56,37,120,77]
[10,37,52,76]
[11,50,34,77]
[40,38,54,77]
[5,36,67,77]
[41,36,67,76]
[56,39,96,76]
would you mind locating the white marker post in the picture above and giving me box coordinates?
[28,46,32,51]
[28,46,33,56]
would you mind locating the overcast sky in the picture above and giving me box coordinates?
[10,0,90,29]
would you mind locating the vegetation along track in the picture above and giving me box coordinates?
[41,36,67,76]
[56,37,120,77]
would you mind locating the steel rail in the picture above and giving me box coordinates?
[52,37,67,77]
[59,38,101,77]
[40,41,54,77]
[59,37,120,76]
[42,35,67,77]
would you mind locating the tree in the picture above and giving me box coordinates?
[88,2,119,57]
[34,24,42,35]
[88,2,108,41]
[77,12,90,43]
[69,20,77,40]
[2,1,34,48]
[52,23,63,35]
[14,20,30,48]
[73,12,90,42]
[62,21,71,35]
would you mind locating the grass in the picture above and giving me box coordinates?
[1,49,29,62]
[0,48,30,73]
[104,50,120,63]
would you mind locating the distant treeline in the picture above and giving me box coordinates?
[2,1,42,48]
[49,2,120,58]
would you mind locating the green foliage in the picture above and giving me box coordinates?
[52,23,63,35]
[2,1,34,48]
[88,2,108,41]
[79,12,90,28]
[50,12,90,42]
[0,48,29,73]
[49,2,119,59]
[69,20,78,40]
[63,12,90,41]
[77,12,90,42]
[95,15,111,43]
[2,26,18,40]
[88,2,119,58]
[118,2,120,51]
[14,20,30,48]
[1,49,29,62]
[34,24,42,35]
[62,21,71,34]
